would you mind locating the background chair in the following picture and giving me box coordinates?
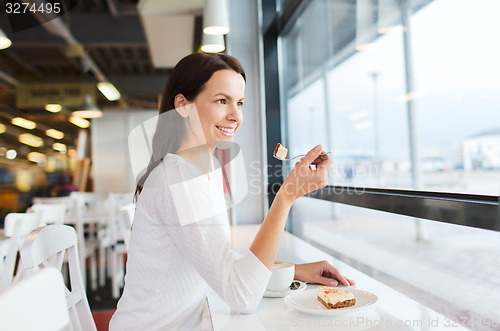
[20,224,97,331]
[28,203,68,225]
[32,195,99,291]
[0,267,70,331]
[0,212,42,291]
[70,191,111,288]
[110,202,135,298]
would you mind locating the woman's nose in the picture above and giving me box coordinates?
[226,103,243,122]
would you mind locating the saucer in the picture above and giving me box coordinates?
[264,280,307,298]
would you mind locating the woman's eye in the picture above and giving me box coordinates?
[217,99,227,104]
[238,102,244,107]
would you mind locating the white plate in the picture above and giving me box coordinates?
[264,281,307,298]
[284,288,377,315]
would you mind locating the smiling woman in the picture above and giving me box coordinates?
[110,52,353,331]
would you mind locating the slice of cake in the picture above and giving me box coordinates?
[317,286,356,309]
[273,143,288,160]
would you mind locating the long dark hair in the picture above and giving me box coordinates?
[135,52,246,198]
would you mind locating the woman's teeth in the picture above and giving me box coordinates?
[217,126,235,134]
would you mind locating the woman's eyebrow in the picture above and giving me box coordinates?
[213,93,244,101]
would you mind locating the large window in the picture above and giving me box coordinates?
[273,0,500,327]
[282,0,500,195]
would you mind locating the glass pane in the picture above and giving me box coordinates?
[280,0,500,196]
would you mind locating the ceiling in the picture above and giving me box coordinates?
[0,0,204,163]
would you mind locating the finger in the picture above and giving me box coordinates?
[346,278,356,286]
[316,276,338,287]
[335,272,350,286]
[316,155,332,175]
[300,145,323,166]
[325,265,350,286]
[311,152,329,165]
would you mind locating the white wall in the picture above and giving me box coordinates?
[227,0,268,224]
[91,110,158,193]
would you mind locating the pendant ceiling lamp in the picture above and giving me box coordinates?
[203,0,230,35]
[201,33,225,53]
[0,28,11,50]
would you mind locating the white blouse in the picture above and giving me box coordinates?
[109,153,271,331]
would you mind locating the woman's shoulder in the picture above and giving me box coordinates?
[160,153,201,184]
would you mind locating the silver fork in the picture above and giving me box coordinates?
[273,151,332,161]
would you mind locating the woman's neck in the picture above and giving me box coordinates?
[175,144,215,175]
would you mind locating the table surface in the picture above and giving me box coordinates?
[206,225,469,331]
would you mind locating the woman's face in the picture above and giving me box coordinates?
[191,69,245,144]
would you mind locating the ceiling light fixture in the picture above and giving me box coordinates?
[6,149,17,160]
[97,82,121,101]
[19,133,44,147]
[45,104,63,113]
[69,116,90,128]
[203,0,230,35]
[46,128,64,140]
[201,33,225,53]
[27,152,46,164]
[72,95,103,118]
[0,28,12,50]
[52,143,67,153]
[12,117,36,130]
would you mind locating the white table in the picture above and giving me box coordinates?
[207,225,469,331]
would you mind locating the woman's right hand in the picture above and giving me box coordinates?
[279,145,332,202]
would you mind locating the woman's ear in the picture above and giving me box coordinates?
[174,94,189,118]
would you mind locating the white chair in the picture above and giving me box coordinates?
[70,191,112,288]
[0,212,42,291]
[118,203,136,251]
[110,202,135,298]
[0,267,70,331]
[32,195,99,291]
[28,203,68,225]
[20,224,97,331]
[92,192,133,288]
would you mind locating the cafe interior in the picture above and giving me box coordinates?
[0,0,499,330]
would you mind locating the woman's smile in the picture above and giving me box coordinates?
[216,125,237,137]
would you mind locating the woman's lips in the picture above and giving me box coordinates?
[216,125,236,137]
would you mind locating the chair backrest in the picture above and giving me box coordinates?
[20,225,97,331]
[3,212,42,238]
[118,203,136,250]
[0,267,70,331]
[109,193,134,218]
[107,193,134,243]
[0,213,42,291]
[70,191,109,210]
[32,196,75,208]
[28,203,68,225]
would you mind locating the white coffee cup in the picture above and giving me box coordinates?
[266,262,295,292]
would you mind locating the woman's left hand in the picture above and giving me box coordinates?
[294,260,355,287]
